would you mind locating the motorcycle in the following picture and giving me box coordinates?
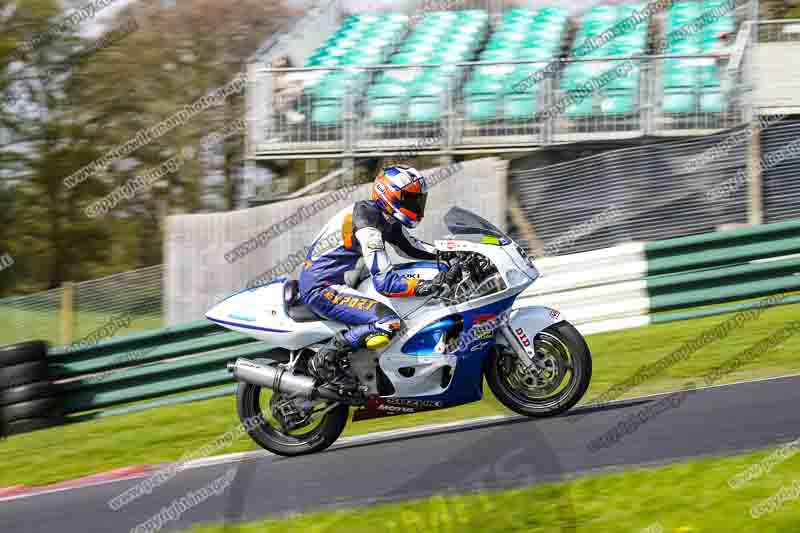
[207,207,592,456]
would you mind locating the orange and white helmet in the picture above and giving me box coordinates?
[371,165,428,228]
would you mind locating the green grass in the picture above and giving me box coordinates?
[0,306,163,346]
[185,445,800,533]
[1,300,798,489]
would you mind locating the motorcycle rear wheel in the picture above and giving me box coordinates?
[236,361,349,456]
[487,321,592,418]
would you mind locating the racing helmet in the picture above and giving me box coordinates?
[371,165,428,228]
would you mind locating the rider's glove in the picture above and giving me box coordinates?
[414,263,462,298]
[415,274,445,297]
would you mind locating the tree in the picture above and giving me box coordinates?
[69,0,296,265]
[2,0,116,292]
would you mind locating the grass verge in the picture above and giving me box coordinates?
[184,444,800,533]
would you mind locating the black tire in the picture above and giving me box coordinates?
[0,341,48,367]
[3,416,66,437]
[1,397,64,423]
[0,381,54,407]
[236,380,349,457]
[0,360,49,391]
[487,321,592,418]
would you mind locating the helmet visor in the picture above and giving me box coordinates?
[398,190,427,221]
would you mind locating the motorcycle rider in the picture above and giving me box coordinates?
[299,165,460,392]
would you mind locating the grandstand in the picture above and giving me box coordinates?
[235,0,800,255]
[245,0,755,161]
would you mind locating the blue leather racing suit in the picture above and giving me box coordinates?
[298,199,437,349]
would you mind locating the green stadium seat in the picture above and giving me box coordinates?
[671,1,701,14]
[698,60,722,87]
[506,8,535,20]
[600,91,635,114]
[471,64,515,83]
[385,13,409,24]
[381,68,424,84]
[606,65,640,90]
[700,88,726,112]
[504,69,540,94]
[503,19,535,33]
[464,77,505,95]
[663,88,696,113]
[348,53,384,66]
[432,63,461,79]
[465,95,499,121]
[367,97,407,123]
[528,25,564,41]
[368,82,409,99]
[564,92,594,117]
[410,75,448,96]
[667,40,700,54]
[517,47,551,61]
[484,39,519,52]
[391,52,432,65]
[663,69,695,89]
[405,33,442,46]
[655,0,736,117]
[492,31,529,45]
[503,94,538,121]
[305,75,349,98]
[706,18,736,34]
[402,42,436,55]
[432,50,466,64]
[619,4,645,14]
[408,96,442,123]
[480,49,517,61]
[443,42,474,56]
[311,99,343,125]
[461,9,488,19]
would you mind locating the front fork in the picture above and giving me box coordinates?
[498,324,545,376]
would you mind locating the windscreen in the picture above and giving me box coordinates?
[444,207,512,245]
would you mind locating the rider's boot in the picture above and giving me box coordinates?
[308,332,359,393]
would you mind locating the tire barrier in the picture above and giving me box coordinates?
[0,341,65,437]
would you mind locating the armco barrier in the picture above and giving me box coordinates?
[518,219,800,332]
[45,320,276,423]
[4,220,798,434]
[643,219,800,312]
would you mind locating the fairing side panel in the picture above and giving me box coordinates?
[205,281,343,350]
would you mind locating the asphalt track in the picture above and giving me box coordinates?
[2,375,799,533]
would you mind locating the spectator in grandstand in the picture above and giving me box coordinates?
[271,55,306,125]
[299,165,459,391]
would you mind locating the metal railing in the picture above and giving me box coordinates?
[757,18,800,42]
[251,52,747,156]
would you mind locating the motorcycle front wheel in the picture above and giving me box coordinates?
[486,321,592,418]
[236,361,349,456]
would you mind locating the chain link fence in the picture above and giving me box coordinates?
[0,265,163,348]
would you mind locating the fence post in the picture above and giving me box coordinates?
[61,282,74,346]
[747,124,763,225]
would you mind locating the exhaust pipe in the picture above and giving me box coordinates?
[228,358,347,402]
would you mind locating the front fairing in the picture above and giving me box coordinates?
[440,206,539,289]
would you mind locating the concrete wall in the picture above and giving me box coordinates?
[164,157,507,324]
[754,42,800,114]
